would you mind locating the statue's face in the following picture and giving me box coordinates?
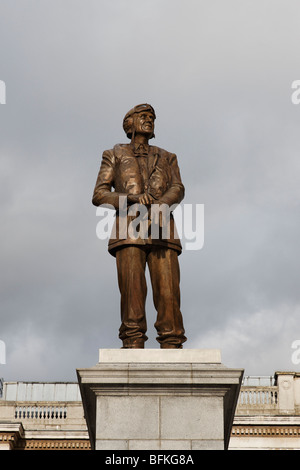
[133,111,155,136]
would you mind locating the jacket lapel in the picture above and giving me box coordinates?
[148,147,160,177]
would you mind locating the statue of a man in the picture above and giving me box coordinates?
[92,104,187,349]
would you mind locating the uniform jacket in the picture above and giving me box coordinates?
[92,143,185,256]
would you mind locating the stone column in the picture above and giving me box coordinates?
[77,349,243,450]
[275,371,300,414]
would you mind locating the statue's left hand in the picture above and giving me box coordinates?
[138,193,154,205]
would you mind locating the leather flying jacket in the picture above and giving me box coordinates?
[92,143,185,256]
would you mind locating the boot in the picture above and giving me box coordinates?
[121,339,145,349]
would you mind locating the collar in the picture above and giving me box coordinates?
[132,142,149,156]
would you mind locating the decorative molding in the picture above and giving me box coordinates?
[231,425,300,437]
[0,432,19,447]
[16,439,91,450]
[0,424,24,449]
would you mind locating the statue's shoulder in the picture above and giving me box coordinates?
[150,145,175,158]
[102,143,124,152]
[112,143,131,156]
[102,144,130,160]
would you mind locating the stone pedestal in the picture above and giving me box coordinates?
[77,349,243,450]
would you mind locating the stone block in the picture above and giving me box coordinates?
[77,349,243,450]
[95,439,128,450]
[160,395,223,440]
[191,439,224,450]
[96,396,159,440]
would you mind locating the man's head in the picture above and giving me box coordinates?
[123,103,156,140]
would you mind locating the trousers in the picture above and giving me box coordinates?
[115,245,187,348]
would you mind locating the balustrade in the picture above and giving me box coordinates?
[238,386,278,408]
[14,405,67,420]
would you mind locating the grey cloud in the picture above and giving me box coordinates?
[1,0,300,381]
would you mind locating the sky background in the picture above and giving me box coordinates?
[1,0,300,382]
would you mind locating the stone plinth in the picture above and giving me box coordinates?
[77,349,243,450]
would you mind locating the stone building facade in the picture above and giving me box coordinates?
[0,382,90,450]
[0,371,300,450]
[230,371,300,450]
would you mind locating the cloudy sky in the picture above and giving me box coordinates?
[1,0,300,382]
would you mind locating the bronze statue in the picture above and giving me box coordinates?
[92,104,187,349]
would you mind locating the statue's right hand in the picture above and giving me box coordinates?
[127,193,154,206]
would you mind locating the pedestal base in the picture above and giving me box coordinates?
[77,349,243,450]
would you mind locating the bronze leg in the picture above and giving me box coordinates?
[116,246,148,348]
[147,247,187,348]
